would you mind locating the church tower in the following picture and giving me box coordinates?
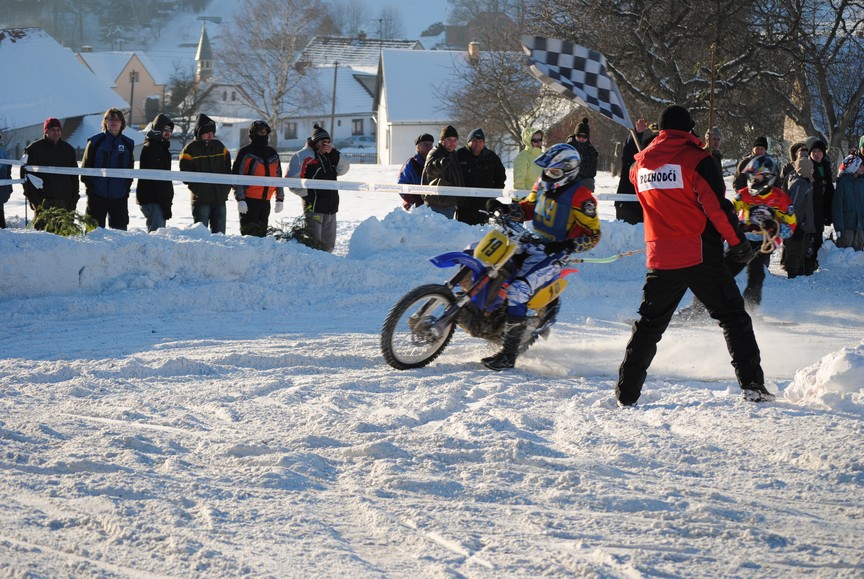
[195,23,213,82]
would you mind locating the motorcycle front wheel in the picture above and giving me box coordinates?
[381,284,457,370]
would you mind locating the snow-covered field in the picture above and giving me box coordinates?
[1,167,863,577]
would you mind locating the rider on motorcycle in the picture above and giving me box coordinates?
[484,143,602,370]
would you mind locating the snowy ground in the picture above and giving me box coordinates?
[1,167,864,577]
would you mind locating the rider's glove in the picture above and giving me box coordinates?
[726,240,754,264]
[544,238,577,255]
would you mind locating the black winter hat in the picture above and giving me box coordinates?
[467,128,485,142]
[153,113,174,133]
[439,124,458,141]
[809,140,827,154]
[249,120,271,139]
[194,113,216,139]
[658,105,695,132]
[753,136,769,149]
[310,123,330,145]
[415,133,434,145]
[575,117,590,137]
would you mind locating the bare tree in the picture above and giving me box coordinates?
[165,66,216,147]
[375,6,405,39]
[326,0,371,36]
[218,0,330,148]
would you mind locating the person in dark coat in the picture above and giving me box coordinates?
[287,123,349,252]
[704,126,723,174]
[806,140,833,273]
[397,133,435,210]
[421,124,464,218]
[137,113,175,232]
[20,118,80,230]
[0,135,12,228]
[232,120,284,237]
[732,136,768,191]
[81,108,135,230]
[566,117,599,191]
[455,128,506,225]
[615,117,652,223]
[179,113,232,234]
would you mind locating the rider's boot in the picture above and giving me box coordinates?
[482,314,527,371]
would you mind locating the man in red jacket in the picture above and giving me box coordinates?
[616,105,774,406]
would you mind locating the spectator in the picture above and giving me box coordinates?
[287,123,349,252]
[704,126,723,174]
[179,114,232,234]
[780,142,809,191]
[565,117,598,191]
[20,118,80,230]
[732,136,768,191]
[421,125,464,218]
[0,134,10,228]
[807,140,833,273]
[781,156,814,278]
[484,143,601,370]
[232,120,284,237]
[833,154,864,251]
[615,117,652,224]
[455,128,507,225]
[728,155,797,309]
[397,133,434,210]
[616,104,772,405]
[81,108,135,230]
[512,127,543,191]
[136,113,175,232]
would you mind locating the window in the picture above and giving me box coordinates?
[231,91,237,102]
[352,119,364,135]
[222,91,227,101]
[284,122,297,140]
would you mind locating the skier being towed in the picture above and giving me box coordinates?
[484,143,601,370]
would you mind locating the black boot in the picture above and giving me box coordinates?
[482,315,527,371]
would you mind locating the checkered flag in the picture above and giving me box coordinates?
[521,36,633,130]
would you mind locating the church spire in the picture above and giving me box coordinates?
[195,23,213,82]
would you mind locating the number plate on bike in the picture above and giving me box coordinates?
[473,230,513,266]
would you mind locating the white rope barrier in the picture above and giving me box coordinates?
[0,158,639,202]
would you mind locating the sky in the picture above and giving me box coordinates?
[1,164,863,576]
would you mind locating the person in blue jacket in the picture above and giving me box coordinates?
[81,108,135,230]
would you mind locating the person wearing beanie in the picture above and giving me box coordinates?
[565,117,599,191]
[231,120,285,237]
[420,124,463,218]
[179,113,232,234]
[287,123,350,252]
[833,154,864,251]
[455,127,506,224]
[779,142,809,191]
[137,113,176,232]
[732,136,769,190]
[513,127,544,191]
[616,104,774,405]
[20,117,79,230]
[397,133,435,210]
[807,139,834,273]
[80,108,135,230]
[782,156,815,278]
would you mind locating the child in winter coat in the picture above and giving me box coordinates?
[833,154,864,251]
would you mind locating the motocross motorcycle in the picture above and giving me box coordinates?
[380,210,578,370]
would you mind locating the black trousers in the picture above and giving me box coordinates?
[617,261,764,405]
[86,194,129,230]
[239,197,271,237]
[724,240,770,306]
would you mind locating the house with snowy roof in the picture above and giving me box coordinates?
[298,34,423,74]
[76,50,167,130]
[374,48,469,164]
[0,28,130,156]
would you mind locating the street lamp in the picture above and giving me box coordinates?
[129,70,139,127]
[329,61,339,138]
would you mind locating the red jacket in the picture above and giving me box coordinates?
[630,130,743,269]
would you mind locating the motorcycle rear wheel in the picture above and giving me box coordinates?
[381,284,457,370]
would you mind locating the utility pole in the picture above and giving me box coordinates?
[330,61,339,138]
[129,70,139,127]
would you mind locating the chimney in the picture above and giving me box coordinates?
[468,41,480,65]
[358,31,367,41]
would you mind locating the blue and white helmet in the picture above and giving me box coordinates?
[534,143,581,189]
[743,155,778,195]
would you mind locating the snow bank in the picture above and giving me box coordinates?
[785,340,864,413]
